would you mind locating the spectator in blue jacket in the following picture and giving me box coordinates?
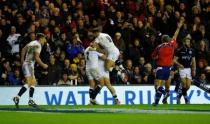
[8,68,22,85]
[66,34,84,60]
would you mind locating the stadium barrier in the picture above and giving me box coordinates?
[0,85,209,105]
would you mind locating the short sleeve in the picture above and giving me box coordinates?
[34,44,41,54]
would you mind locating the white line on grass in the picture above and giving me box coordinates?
[1,108,210,114]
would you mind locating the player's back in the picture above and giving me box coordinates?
[24,40,41,64]
[95,33,117,52]
[84,47,103,69]
[156,42,175,66]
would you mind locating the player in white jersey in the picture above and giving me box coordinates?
[13,33,48,109]
[92,28,123,72]
[98,57,120,104]
[84,45,106,105]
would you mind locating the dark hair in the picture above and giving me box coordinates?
[36,33,46,40]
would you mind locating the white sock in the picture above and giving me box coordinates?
[29,97,33,100]
[24,84,28,88]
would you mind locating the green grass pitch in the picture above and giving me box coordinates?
[0,104,210,124]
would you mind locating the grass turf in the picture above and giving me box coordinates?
[0,104,210,124]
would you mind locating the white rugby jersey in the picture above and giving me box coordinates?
[98,58,109,78]
[94,33,118,53]
[84,47,103,69]
[24,40,42,64]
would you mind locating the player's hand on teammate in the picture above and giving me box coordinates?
[42,64,48,69]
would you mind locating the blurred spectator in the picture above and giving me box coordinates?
[133,66,142,84]
[197,72,209,84]
[60,32,70,51]
[73,52,83,64]
[68,64,79,85]
[113,32,126,52]
[6,26,21,59]
[196,59,208,77]
[57,71,72,86]
[128,38,145,65]
[0,60,11,85]
[46,55,62,85]
[66,34,84,60]
[77,58,88,85]
[63,59,71,74]
[195,40,210,63]
[57,51,66,68]
[142,63,155,84]
[123,59,134,85]
[82,31,94,48]
[8,67,22,85]
[138,56,146,75]
[54,46,62,60]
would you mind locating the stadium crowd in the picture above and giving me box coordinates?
[0,0,210,86]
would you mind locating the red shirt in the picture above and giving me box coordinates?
[152,39,176,66]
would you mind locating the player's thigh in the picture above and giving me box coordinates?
[180,78,187,87]
[154,79,165,88]
[90,69,102,81]
[22,63,34,78]
[185,78,191,89]
[89,80,96,89]
[30,77,37,86]
[165,78,171,89]
[25,76,32,85]
[104,77,111,87]
[105,59,115,69]
[25,77,36,86]
[98,78,105,86]
[105,78,115,92]
[86,69,94,81]
[179,68,191,79]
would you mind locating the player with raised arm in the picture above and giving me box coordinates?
[152,19,184,106]
[13,33,48,109]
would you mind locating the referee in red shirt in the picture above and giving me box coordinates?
[152,19,184,106]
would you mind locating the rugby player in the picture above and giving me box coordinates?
[84,44,106,105]
[98,52,120,105]
[152,20,184,106]
[13,33,48,108]
[174,35,196,104]
[91,27,124,72]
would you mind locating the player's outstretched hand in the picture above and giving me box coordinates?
[177,18,184,28]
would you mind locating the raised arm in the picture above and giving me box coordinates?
[172,19,184,40]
